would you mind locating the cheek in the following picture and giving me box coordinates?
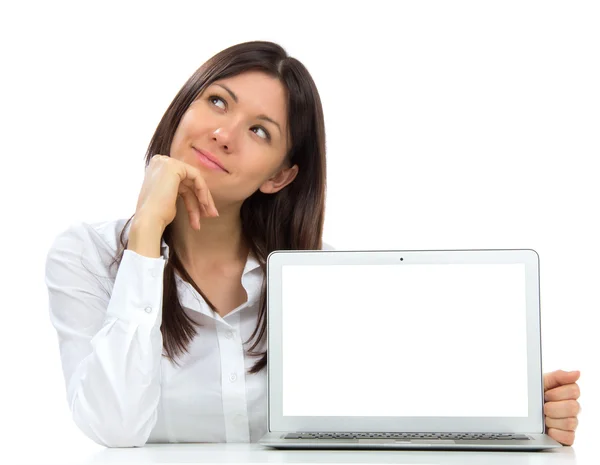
[227,164,274,196]
[177,110,199,135]
[245,160,280,185]
[170,120,187,146]
[179,105,207,131]
[170,111,203,154]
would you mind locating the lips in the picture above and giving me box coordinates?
[193,147,228,173]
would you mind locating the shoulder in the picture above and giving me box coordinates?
[46,218,131,275]
[49,217,130,252]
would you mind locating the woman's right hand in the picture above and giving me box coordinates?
[133,154,219,233]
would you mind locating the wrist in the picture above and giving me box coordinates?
[128,216,165,258]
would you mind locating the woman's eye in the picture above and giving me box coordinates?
[252,126,271,141]
[209,95,226,110]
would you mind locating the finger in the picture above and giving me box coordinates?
[544,370,580,391]
[187,164,218,215]
[180,175,217,216]
[178,188,201,230]
[199,202,210,218]
[205,186,219,216]
[544,383,581,402]
[180,177,211,214]
[193,174,217,216]
[544,400,581,419]
[545,416,578,431]
[547,428,575,446]
[188,185,213,220]
[174,161,210,214]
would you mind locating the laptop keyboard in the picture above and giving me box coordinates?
[284,432,530,441]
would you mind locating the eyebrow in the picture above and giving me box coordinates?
[213,83,282,136]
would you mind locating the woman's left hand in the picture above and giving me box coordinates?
[544,370,581,446]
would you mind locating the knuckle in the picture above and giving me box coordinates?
[567,417,578,430]
[549,428,574,446]
[565,431,575,445]
[569,399,579,412]
[152,154,169,165]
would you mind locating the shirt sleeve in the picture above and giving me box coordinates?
[45,223,166,447]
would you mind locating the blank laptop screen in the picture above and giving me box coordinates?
[281,263,529,417]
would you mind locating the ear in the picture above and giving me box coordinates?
[259,163,299,194]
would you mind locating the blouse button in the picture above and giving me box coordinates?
[229,373,237,382]
[144,306,153,313]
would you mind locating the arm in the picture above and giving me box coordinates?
[45,223,165,447]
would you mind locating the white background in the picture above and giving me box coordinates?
[0,0,597,463]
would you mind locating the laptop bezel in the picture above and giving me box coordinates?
[266,248,545,433]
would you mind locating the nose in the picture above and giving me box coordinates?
[212,119,242,151]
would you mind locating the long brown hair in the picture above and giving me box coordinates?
[108,41,327,374]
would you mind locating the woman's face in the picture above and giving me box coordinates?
[169,70,298,207]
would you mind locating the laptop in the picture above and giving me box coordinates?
[258,248,562,451]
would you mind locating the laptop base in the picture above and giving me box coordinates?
[259,432,562,451]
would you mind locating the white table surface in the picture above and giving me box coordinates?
[14,442,584,465]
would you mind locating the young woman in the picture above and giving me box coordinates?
[45,40,581,448]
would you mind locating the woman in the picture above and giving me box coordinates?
[45,40,580,448]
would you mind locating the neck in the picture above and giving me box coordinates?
[170,196,249,271]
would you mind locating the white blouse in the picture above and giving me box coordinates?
[45,218,333,447]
